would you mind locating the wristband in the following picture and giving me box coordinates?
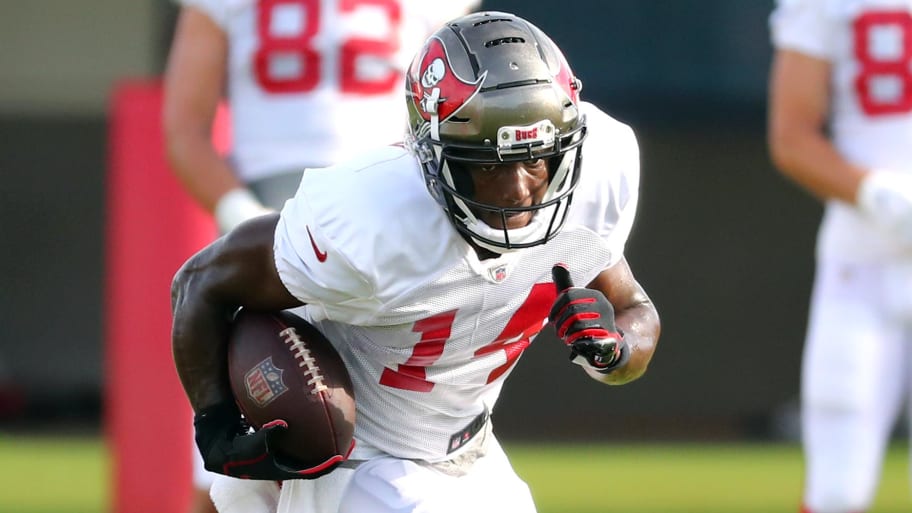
[857,170,888,218]
[215,187,272,234]
[856,170,912,222]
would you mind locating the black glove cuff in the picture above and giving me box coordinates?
[595,339,630,375]
[193,400,243,455]
[194,401,241,429]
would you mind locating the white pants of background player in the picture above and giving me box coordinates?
[802,258,912,513]
[210,422,537,513]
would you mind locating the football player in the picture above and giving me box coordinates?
[172,11,660,513]
[769,1,912,512]
[162,1,479,512]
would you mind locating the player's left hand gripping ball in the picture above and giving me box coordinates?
[194,400,322,480]
[550,264,629,373]
[196,309,356,480]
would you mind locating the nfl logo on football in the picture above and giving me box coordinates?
[244,357,288,407]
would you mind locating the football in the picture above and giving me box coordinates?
[226,308,356,473]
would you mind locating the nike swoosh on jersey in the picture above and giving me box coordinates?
[306,226,327,262]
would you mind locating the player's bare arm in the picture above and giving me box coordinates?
[770,47,912,244]
[768,49,866,203]
[585,258,660,385]
[171,213,301,413]
[163,6,244,214]
[173,214,321,480]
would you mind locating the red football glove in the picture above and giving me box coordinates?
[549,264,629,373]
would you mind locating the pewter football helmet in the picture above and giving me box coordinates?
[405,11,587,253]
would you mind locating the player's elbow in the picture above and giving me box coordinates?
[170,247,211,316]
[767,115,814,181]
[170,257,194,316]
[767,123,796,176]
[161,98,180,162]
[162,116,191,175]
[161,106,206,179]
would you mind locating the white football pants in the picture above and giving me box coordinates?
[801,259,912,513]
[211,426,536,513]
[337,430,536,513]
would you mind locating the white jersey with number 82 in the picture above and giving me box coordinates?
[179,0,479,181]
[771,0,912,260]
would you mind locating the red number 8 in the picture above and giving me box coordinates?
[254,0,401,95]
[854,10,912,116]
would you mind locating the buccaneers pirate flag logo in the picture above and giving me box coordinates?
[407,37,485,125]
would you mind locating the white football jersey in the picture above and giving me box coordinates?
[178,0,479,181]
[273,102,640,461]
[771,0,912,260]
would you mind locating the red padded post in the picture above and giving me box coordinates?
[105,79,227,513]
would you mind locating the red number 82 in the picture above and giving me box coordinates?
[254,0,402,95]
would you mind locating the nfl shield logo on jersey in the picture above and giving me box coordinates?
[491,265,508,283]
[244,357,288,407]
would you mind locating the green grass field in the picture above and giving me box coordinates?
[2,436,910,512]
[509,442,910,513]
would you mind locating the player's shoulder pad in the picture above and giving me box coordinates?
[565,102,640,259]
[275,146,461,305]
[577,101,640,192]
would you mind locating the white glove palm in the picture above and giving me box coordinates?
[857,171,912,245]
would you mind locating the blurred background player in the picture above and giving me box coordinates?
[162,1,479,512]
[769,0,912,511]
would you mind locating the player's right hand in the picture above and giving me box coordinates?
[857,171,912,245]
[549,265,629,373]
[193,401,335,480]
